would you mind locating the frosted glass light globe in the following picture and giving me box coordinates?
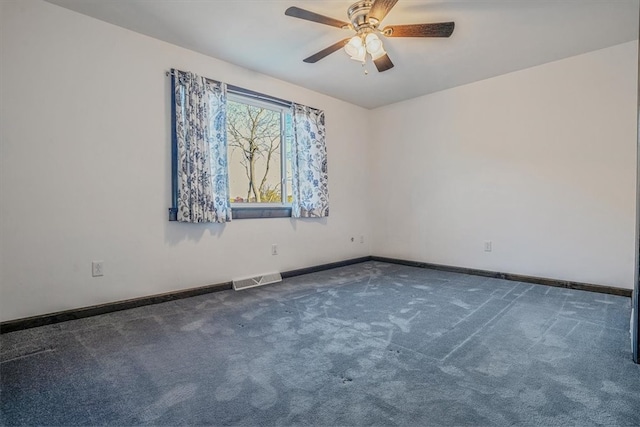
[350,45,366,62]
[345,35,363,57]
[365,33,383,54]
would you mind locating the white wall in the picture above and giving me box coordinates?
[0,0,372,322]
[370,41,638,289]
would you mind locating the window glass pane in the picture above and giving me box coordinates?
[227,99,282,204]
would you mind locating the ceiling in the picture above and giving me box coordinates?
[45,0,639,109]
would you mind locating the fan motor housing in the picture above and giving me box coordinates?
[348,0,378,31]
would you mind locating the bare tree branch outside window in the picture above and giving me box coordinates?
[227,100,282,203]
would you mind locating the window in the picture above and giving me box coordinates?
[169,69,328,223]
[226,93,293,208]
[225,89,294,219]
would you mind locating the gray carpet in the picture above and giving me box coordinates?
[1,261,639,426]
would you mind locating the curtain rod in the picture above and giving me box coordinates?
[166,70,320,113]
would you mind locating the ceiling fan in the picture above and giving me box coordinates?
[285,0,455,73]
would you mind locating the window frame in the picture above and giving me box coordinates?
[225,86,293,219]
[226,92,292,210]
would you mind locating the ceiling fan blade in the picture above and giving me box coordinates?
[383,22,455,38]
[303,38,350,63]
[373,54,394,72]
[368,0,399,23]
[285,6,349,29]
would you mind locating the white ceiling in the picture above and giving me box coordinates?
[45,0,639,109]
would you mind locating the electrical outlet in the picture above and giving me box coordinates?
[484,241,492,252]
[92,261,104,277]
[271,244,278,255]
[360,235,364,244]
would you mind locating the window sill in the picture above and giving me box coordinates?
[168,207,292,221]
[232,206,292,219]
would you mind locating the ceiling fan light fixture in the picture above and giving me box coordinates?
[369,47,387,61]
[365,32,383,54]
[344,35,363,57]
[349,45,367,62]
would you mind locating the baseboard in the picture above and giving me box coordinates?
[281,256,372,279]
[2,255,631,334]
[371,256,633,298]
[0,256,372,334]
[0,282,234,334]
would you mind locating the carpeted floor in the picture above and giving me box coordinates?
[1,261,639,426]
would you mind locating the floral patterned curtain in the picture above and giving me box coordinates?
[291,104,329,217]
[173,70,231,223]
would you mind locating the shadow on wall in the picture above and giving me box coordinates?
[164,221,227,246]
[288,217,328,231]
